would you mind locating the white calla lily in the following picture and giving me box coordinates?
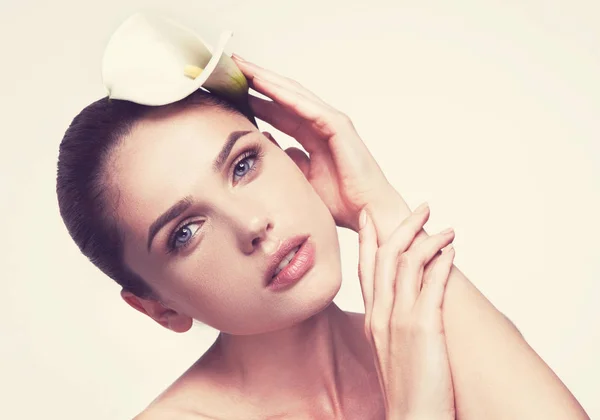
[101,12,249,106]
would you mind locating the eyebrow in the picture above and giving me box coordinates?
[146,130,254,252]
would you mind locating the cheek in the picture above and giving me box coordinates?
[260,152,315,203]
[158,250,259,322]
[269,155,334,223]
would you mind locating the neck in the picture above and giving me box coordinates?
[212,302,377,415]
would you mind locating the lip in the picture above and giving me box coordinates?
[265,234,314,290]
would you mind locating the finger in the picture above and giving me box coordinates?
[358,209,377,322]
[377,201,431,250]
[248,95,323,153]
[422,249,443,281]
[357,213,390,392]
[284,147,311,177]
[391,228,455,315]
[232,56,364,154]
[231,55,323,102]
[409,230,455,293]
[249,77,348,140]
[371,203,430,314]
[369,203,430,325]
[416,245,455,312]
[249,95,372,177]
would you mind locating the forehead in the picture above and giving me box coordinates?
[108,106,255,238]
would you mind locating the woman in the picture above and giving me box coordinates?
[56,54,590,419]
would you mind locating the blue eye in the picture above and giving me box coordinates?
[231,144,263,184]
[233,154,257,182]
[166,145,263,255]
[169,221,202,251]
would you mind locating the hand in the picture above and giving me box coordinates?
[232,54,393,231]
[358,203,456,419]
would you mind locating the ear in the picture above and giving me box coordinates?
[120,289,193,333]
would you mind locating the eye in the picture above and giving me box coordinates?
[232,152,257,182]
[233,157,256,181]
[169,221,202,252]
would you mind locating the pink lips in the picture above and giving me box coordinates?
[265,235,315,291]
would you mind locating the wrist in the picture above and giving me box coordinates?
[362,185,411,243]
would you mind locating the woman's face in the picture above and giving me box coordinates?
[109,104,342,335]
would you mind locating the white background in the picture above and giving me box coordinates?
[1,0,598,419]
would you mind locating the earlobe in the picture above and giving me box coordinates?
[165,313,194,333]
[120,289,193,333]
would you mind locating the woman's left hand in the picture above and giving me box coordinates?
[232,54,394,231]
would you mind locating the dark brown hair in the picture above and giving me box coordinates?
[56,89,256,298]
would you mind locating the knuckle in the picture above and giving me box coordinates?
[375,244,394,264]
[363,322,372,339]
[369,316,388,338]
[410,318,437,337]
[317,111,351,133]
[420,274,435,288]
[397,252,415,269]
[314,114,332,132]
[413,239,437,263]
[389,315,410,334]
[371,330,387,348]
[414,248,429,267]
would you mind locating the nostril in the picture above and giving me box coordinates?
[252,237,260,247]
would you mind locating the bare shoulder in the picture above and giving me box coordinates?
[132,342,243,419]
[133,405,215,420]
[132,383,226,420]
[133,381,224,420]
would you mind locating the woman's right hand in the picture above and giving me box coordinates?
[358,202,456,420]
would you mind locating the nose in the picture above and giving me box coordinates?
[221,198,276,255]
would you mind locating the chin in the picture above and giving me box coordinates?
[304,266,343,313]
[265,265,343,334]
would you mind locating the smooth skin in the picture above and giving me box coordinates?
[358,204,457,419]
[128,53,590,418]
[229,54,590,420]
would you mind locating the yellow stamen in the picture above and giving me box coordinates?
[184,64,204,79]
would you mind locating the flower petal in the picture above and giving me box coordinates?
[201,46,249,104]
[102,12,247,106]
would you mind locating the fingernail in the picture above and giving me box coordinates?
[446,244,455,252]
[359,209,367,229]
[414,202,429,213]
[231,53,246,61]
[441,227,454,235]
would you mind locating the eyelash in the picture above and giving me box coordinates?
[166,143,264,254]
[231,143,263,184]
